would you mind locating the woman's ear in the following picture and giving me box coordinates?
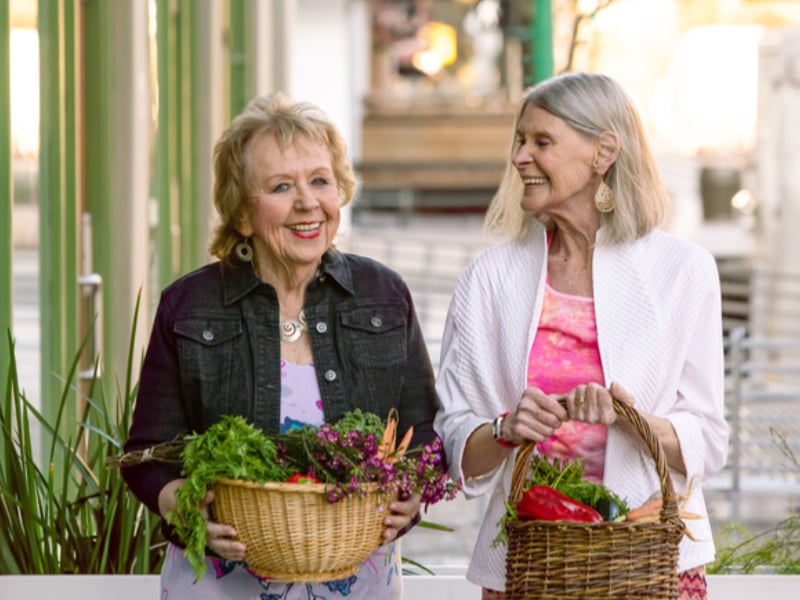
[235,211,254,238]
[593,131,620,175]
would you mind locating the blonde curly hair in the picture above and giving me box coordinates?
[209,93,357,262]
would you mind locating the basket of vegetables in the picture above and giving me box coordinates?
[501,397,686,599]
[166,409,459,583]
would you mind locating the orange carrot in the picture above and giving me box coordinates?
[625,498,663,521]
[377,409,399,460]
[385,426,415,464]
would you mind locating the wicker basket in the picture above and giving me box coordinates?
[211,478,391,582]
[504,397,686,599]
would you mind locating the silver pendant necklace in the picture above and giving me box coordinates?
[280,309,307,343]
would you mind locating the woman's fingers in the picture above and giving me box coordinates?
[382,493,422,543]
[568,383,619,425]
[513,388,567,442]
[202,490,246,561]
[205,520,246,561]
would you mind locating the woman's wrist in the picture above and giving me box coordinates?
[492,412,520,448]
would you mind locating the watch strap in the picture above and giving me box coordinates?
[492,411,519,448]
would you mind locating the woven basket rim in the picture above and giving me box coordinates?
[214,477,382,495]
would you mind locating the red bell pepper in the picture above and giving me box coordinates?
[286,473,320,484]
[516,485,603,523]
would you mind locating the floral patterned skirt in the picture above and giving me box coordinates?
[161,540,403,599]
[482,566,708,599]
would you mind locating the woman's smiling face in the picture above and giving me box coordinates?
[239,132,341,276]
[512,104,598,217]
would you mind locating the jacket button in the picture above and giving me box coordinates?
[370,316,383,328]
[324,369,337,382]
[316,322,328,334]
[202,330,214,342]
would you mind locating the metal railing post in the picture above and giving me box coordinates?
[727,326,747,522]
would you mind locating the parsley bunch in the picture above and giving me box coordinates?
[171,415,291,580]
[524,453,628,512]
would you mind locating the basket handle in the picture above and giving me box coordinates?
[508,396,680,525]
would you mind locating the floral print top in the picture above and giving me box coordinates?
[527,281,608,483]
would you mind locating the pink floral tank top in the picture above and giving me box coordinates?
[527,280,608,483]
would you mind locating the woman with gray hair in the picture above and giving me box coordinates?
[123,93,440,599]
[434,72,729,599]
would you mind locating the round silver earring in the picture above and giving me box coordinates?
[235,239,253,262]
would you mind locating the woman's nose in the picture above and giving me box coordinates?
[513,145,532,169]
[294,184,320,209]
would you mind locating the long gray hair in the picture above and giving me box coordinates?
[484,72,671,244]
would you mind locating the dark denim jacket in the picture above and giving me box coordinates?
[122,249,440,519]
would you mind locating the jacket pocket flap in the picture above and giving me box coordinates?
[340,308,404,334]
[174,319,242,346]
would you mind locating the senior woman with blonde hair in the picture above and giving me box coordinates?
[122,92,440,599]
[434,72,729,599]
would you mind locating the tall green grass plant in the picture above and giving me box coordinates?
[0,294,165,574]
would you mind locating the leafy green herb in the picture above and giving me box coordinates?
[524,453,629,514]
[171,416,291,580]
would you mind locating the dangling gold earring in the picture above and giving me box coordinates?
[594,179,615,213]
[235,238,253,262]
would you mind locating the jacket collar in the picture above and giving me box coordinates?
[219,247,354,306]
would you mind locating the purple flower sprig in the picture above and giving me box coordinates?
[273,415,461,507]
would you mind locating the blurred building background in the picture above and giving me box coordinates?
[3,0,800,567]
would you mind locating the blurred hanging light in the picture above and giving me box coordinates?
[731,189,757,214]
[412,21,457,76]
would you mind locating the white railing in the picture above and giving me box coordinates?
[2,573,799,599]
[706,327,800,522]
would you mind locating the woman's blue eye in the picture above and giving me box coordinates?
[271,182,290,193]
[312,177,330,186]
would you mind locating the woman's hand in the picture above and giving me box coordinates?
[504,386,569,443]
[158,478,246,561]
[381,492,422,544]
[201,489,247,561]
[566,382,624,425]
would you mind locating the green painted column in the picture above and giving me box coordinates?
[156,0,175,291]
[38,0,81,432]
[186,1,202,270]
[0,0,11,364]
[38,0,67,425]
[177,0,193,273]
[228,0,249,121]
[155,0,208,287]
[82,0,113,391]
[532,0,554,83]
[62,0,79,385]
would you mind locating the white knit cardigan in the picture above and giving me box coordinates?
[433,222,729,591]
